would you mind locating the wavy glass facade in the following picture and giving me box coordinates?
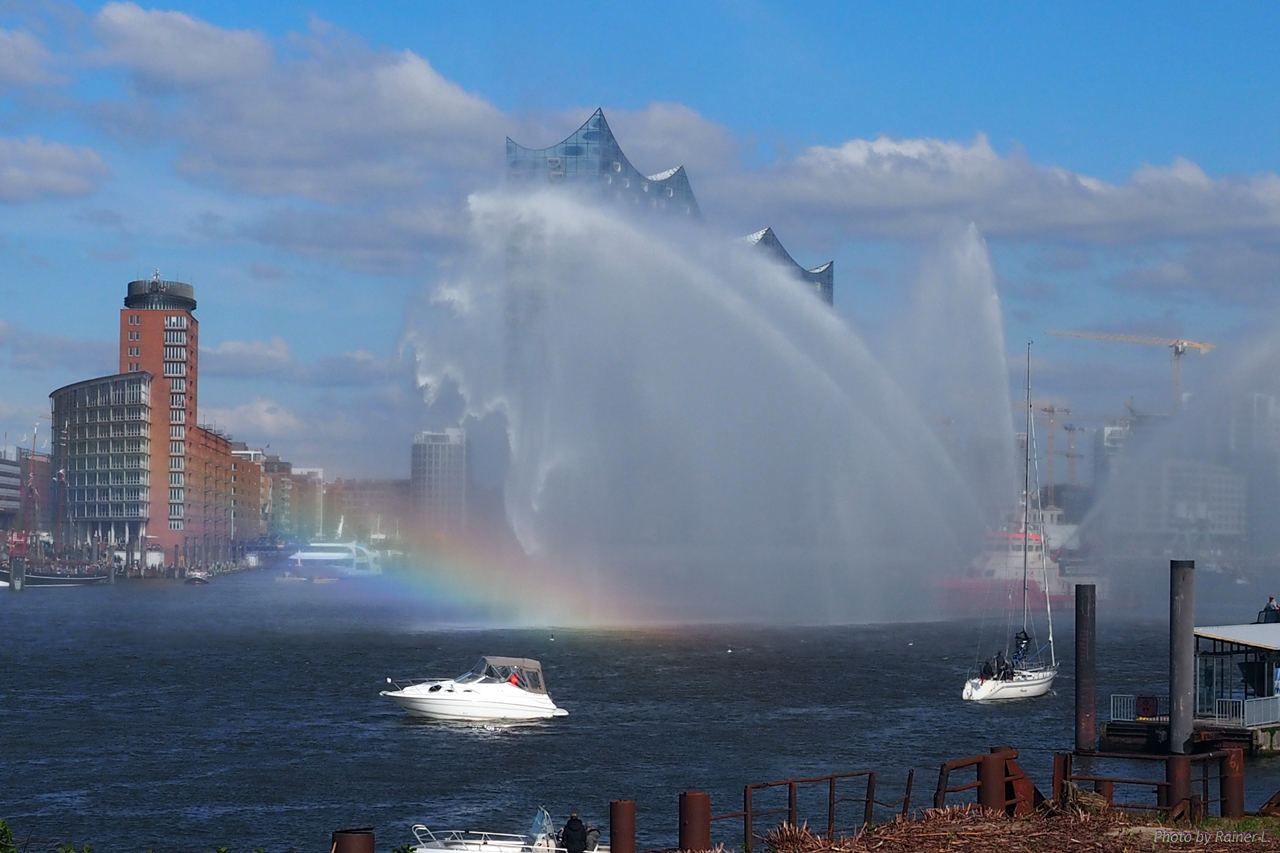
[745,227,834,305]
[50,372,153,546]
[507,109,700,217]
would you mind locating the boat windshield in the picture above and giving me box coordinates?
[454,656,548,693]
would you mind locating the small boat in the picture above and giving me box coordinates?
[184,571,211,585]
[382,656,568,721]
[410,808,603,853]
[0,566,111,587]
[963,344,1058,702]
[275,571,311,583]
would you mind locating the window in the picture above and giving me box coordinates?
[169,519,183,530]
[164,315,188,330]
[164,330,187,345]
[169,503,184,518]
[170,409,185,424]
[170,457,184,471]
[170,441,185,455]
[170,394,185,408]
[169,488,184,502]
[163,362,186,376]
[163,346,187,361]
[169,378,186,392]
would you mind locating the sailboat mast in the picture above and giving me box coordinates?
[1022,344,1031,633]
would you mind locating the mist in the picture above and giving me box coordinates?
[409,189,1017,623]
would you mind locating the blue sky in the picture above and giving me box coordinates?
[1,1,1278,476]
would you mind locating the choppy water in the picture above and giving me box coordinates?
[2,570,1278,852]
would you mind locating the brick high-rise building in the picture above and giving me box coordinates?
[115,272,236,565]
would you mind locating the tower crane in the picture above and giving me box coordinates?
[1036,405,1070,508]
[1044,330,1214,413]
[1061,424,1086,486]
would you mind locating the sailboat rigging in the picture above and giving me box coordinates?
[962,343,1059,701]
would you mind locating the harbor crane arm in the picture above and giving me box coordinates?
[1044,329,1215,413]
[1044,329,1214,353]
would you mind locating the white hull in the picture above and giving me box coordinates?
[963,666,1057,701]
[382,681,567,721]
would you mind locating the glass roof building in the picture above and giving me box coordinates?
[744,227,834,305]
[507,109,700,217]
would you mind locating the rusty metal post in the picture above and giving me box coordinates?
[1223,749,1245,818]
[827,777,836,839]
[331,827,374,853]
[1093,779,1114,803]
[1167,754,1192,813]
[1170,560,1196,755]
[787,782,797,826]
[610,800,635,853]
[978,751,1007,811]
[901,770,914,817]
[1075,583,1097,752]
[863,773,876,828]
[743,787,753,853]
[1052,753,1067,801]
[678,790,711,852]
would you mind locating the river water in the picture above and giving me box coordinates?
[2,570,1278,851]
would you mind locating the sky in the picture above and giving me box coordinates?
[1,1,1278,478]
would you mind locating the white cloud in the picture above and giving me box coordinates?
[92,4,503,206]
[199,336,404,386]
[199,336,294,378]
[0,28,55,87]
[721,135,1280,244]
[92,3,272,89]
[201,398,300,436]
[0,319,115,371]
[0,136,107,202]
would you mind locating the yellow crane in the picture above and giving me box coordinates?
[1044,330,1215,413]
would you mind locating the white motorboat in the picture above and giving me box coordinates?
[962,344,1058,702]
[382,656,568,721]
[410,808,604,853]
[285,541,382,578]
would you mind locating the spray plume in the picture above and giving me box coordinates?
[409,189,1015,623]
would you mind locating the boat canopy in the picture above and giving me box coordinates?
[458,656,548,694]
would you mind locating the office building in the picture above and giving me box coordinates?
[0,446,21,530]
[49,373,153,554]
[411,429,467,535]
[326,478,410,541]
[49,274,239,566]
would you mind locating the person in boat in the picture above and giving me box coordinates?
[980,658,995,681]
[1267,597,1279,611]
[1012,630,1031,665]
[995,650,1013,680]
[561,813,588,853]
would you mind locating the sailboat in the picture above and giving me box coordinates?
[962,344,1058,701]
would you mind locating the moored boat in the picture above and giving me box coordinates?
[285,541,382,578]
[0,565,111,587]
[409,807,603,853]
[382,656,568,721]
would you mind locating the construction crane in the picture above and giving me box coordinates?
[1045,330,1214,413]
[1036,405,1070,508]
[1061,424,1086,486]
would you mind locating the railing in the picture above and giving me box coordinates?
[1053,750,1242,820]
[715,770,914,853]
[1215,698,1244,724]
[1245,695,1280,727]
[1110,694,1169,722]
